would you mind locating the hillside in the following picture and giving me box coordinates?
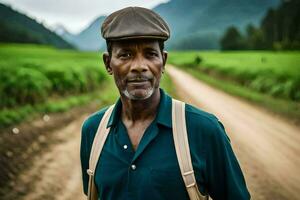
[60,0,280,51]
[153,0,280,49]
[0,3,74,49]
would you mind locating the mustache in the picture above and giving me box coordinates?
[126,75,152,82]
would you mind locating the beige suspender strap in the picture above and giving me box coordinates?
[172,99,209,200]
[87,105,115,200]
[86,100,209,200]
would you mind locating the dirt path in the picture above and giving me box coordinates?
[167,65,300,200]
[8,65,300,200]
[4,113,88,200]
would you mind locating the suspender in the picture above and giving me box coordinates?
[87,105,115,200]
[172,100,209,200]
[86,99,209,200]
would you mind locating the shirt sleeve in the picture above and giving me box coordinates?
[205,119,251,200]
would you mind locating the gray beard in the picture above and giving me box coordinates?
[122,87,154,100]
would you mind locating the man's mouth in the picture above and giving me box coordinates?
[127,77,150,83]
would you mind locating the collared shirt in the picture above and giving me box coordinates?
[80,89,250,200]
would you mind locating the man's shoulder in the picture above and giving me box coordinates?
[81,105,111,137]
[185,103,218,126]
[184,103,226,138]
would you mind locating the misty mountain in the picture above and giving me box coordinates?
[73,16,106,51]
[57,16,106,51]
[0,3,74,49]
[153,0,281,49]
[61,0,281,50]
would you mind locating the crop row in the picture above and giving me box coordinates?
[0,44,107,108]
[168,51,300,101]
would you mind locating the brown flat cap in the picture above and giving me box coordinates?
[101,7,170,41]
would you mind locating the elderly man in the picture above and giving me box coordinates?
[80,6,250,200]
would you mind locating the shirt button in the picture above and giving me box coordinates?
[131,164,136,170]
[123,145,128,150]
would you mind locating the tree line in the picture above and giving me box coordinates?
[220,0,300,50]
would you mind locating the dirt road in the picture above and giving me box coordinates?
[167,65,300,200]
[11,114,87,200]
[8,65,300,200]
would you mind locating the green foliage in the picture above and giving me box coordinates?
[220,26,247,50]
[0,77,119,128]
[220,0,300,50]
[245,24,267,50]
[0,44,107,108]
[261,0,300,50]
[0,67,51,107]
[168,51,300,101]
[194,55,203,65]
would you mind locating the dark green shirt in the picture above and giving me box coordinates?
[80,89,250,200]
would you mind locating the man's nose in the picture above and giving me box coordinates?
[131,55,148,73]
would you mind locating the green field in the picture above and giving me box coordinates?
[2,45,299,126]
[169,51,300,101]
[0,44,110,127]
[168,51,300,121]
[0,44,175,128]
[0,44,108,108]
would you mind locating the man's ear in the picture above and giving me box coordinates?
[103,52,113,75]
[162,50,168,73]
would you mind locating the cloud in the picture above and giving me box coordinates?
[0,0,168,33]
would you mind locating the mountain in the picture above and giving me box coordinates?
[71,16,106,51]
[52,24,77,46]
[153,0,281,49]
[61,0,281,50]
[57,16,106,51]
[0,3,73,49]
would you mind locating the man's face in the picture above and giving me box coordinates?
[103,39,167,100]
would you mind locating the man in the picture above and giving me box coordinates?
[80,6,250,200]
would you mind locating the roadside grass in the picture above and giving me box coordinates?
[168,51,300,123]
[169,51,300,101]
[160,73,178,98]
[0,79,119,129]
[171,65,300,123]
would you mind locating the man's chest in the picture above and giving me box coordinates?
[94,126,191,200]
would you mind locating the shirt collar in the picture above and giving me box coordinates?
[107,88,172,128]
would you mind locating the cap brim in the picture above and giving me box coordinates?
[106,35,169,41]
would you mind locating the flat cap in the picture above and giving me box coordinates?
[101,7,170,41]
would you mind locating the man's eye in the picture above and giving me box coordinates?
[119,53,131,58]
[147,52,158,57]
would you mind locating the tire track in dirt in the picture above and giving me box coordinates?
[167,65,300,200]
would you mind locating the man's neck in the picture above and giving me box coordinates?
[120,89,160,124]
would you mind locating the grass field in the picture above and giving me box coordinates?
[0,44,108,108]
[168,51,300,121]
[168,51,300,101]
[0,44,175,128]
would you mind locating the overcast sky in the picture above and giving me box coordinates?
[0,0,168,34]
